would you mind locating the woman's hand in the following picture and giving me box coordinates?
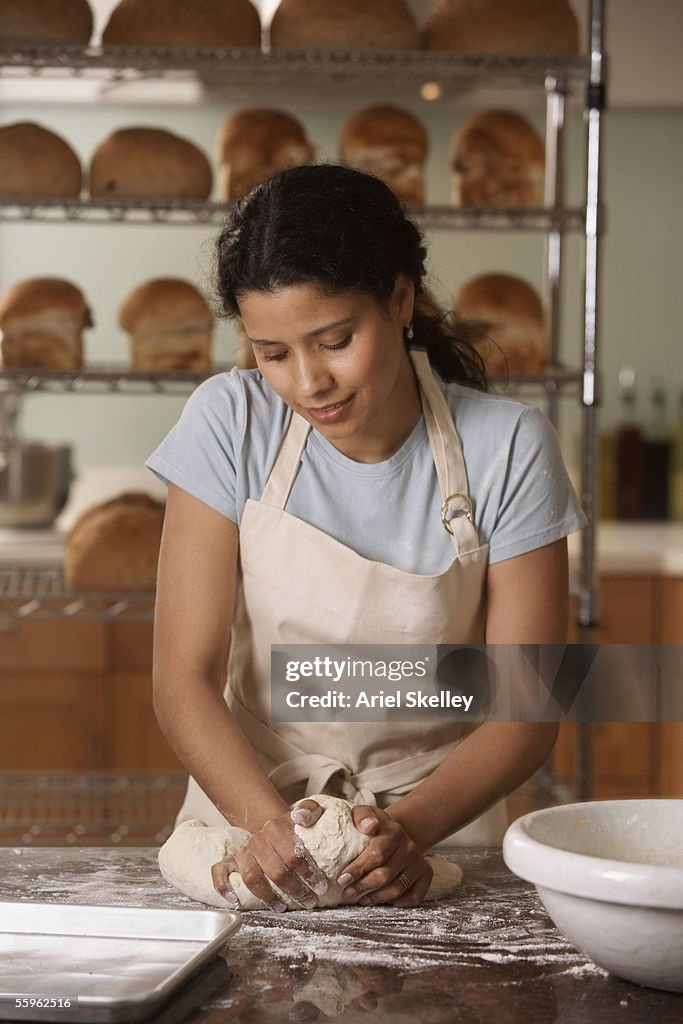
[210,800,330,912]
[336,806,433,908]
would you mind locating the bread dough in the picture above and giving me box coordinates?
[158,793,463,910]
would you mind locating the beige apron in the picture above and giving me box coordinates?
[177,350,508,845]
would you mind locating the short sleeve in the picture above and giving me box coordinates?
[145,372,245,522]
[487,405,587,564]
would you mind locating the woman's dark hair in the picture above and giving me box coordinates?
[215,163,488,390]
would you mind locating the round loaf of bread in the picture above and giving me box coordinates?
[64,492,165,592]
[119,278,214,371]
[0,123,82,198]
[0,0,93,45]
[455,273,547,375]
[89,127,212,200]
[424,0,579,54]
[450,109,545,207]
[0,277,92,370]
[270,0,420,51]
[216,108,314,202]
[338,105,428,205]
[102,0,261,48]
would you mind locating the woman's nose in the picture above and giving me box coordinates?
[295,355,334,397]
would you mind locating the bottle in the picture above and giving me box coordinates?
[641,385,671,520]
[669,390,683,521]
[614,366,644,520]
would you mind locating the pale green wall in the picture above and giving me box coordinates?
[1,101,682,472]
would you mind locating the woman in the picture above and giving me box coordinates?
[147,164,586,912]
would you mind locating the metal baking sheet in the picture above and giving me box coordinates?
[0,902,240,1023]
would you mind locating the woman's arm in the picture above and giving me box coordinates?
[337,538,568,906]
[153,484,330,909]
[153,483,289,831]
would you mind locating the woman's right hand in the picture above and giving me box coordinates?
[210,800,330,912]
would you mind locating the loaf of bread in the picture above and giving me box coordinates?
[118,278,214,371]
[64,492,165,592]
[89,128,213,201]
[102,0,261,48]
[450,109,545,207]
[0,0,93,45]
[216,109,314,202]
[455,273,547,375]
[425,0,580,54]
[270,0,420,51]
[0,122,82,198]
[338,105,428,205]
[0,277,92,370]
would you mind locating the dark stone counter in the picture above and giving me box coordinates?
[1,846,681,1023]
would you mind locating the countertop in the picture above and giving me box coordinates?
[3,520,683,576]
[1,846,681,1024]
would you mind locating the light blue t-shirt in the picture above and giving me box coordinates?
[146,366,586,574]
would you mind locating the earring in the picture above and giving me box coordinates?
[405,322,414,340]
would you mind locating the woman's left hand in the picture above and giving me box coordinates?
[335,806,432,908]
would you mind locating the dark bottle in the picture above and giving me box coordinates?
[641,385,671,520]
[615,366,644,520]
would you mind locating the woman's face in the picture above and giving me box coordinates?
[238,278,419,463]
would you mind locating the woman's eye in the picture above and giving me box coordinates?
[263,351,287,362]
[324,335,352,352]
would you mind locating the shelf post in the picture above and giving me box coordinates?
[543,73,567,430]
[576,0,606,801]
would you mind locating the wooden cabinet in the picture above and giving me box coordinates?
[0,620,180,771]
[553,575,683,798]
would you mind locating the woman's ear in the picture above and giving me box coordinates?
[391,275,415,326]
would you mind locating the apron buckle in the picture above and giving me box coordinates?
[440,493,474,534]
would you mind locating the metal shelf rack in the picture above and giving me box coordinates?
[0,363,232,395]
[0,566,154,621]
[0,8,605,805]
[0,196,586,231]
[0,43,587,93]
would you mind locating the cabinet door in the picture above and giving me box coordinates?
[555,576,657,797]
[658,578,683,796]
[0,674,105,770]
[107,670,183,771]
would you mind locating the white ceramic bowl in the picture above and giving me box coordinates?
[503,799,683,992]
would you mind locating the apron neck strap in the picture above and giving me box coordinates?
[260,349,480,553]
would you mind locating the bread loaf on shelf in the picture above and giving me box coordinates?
[0,0,93,45]
[89,127,213,201]
[424,0,579,54]
[216,109,314,202]
[118,278,214,372]
[64,492,166,592]
[455,273,548,375]
[102,0,261,48]
[270,0,420,51]
[0,277,92,370]
[0,122,82,198]
[338,105,428,205]
[450,109,545,207]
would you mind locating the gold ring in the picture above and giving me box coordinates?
[397,871,411,892]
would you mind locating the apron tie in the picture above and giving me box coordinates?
[269,755,378,806]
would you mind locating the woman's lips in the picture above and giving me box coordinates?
[305,397,353,424]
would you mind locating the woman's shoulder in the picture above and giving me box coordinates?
[438,377,545,440]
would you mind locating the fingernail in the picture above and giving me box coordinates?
[270,899,287,914]
[290,807,315,825]
[359,896,372,906]
[337,872,353,886]
[311,877,329,896]
[341,886,357,900]
[300,895,317,910]
[359,817,376,833]
[221,886,238,906]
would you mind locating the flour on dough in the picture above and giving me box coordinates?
[158,793,463,911]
